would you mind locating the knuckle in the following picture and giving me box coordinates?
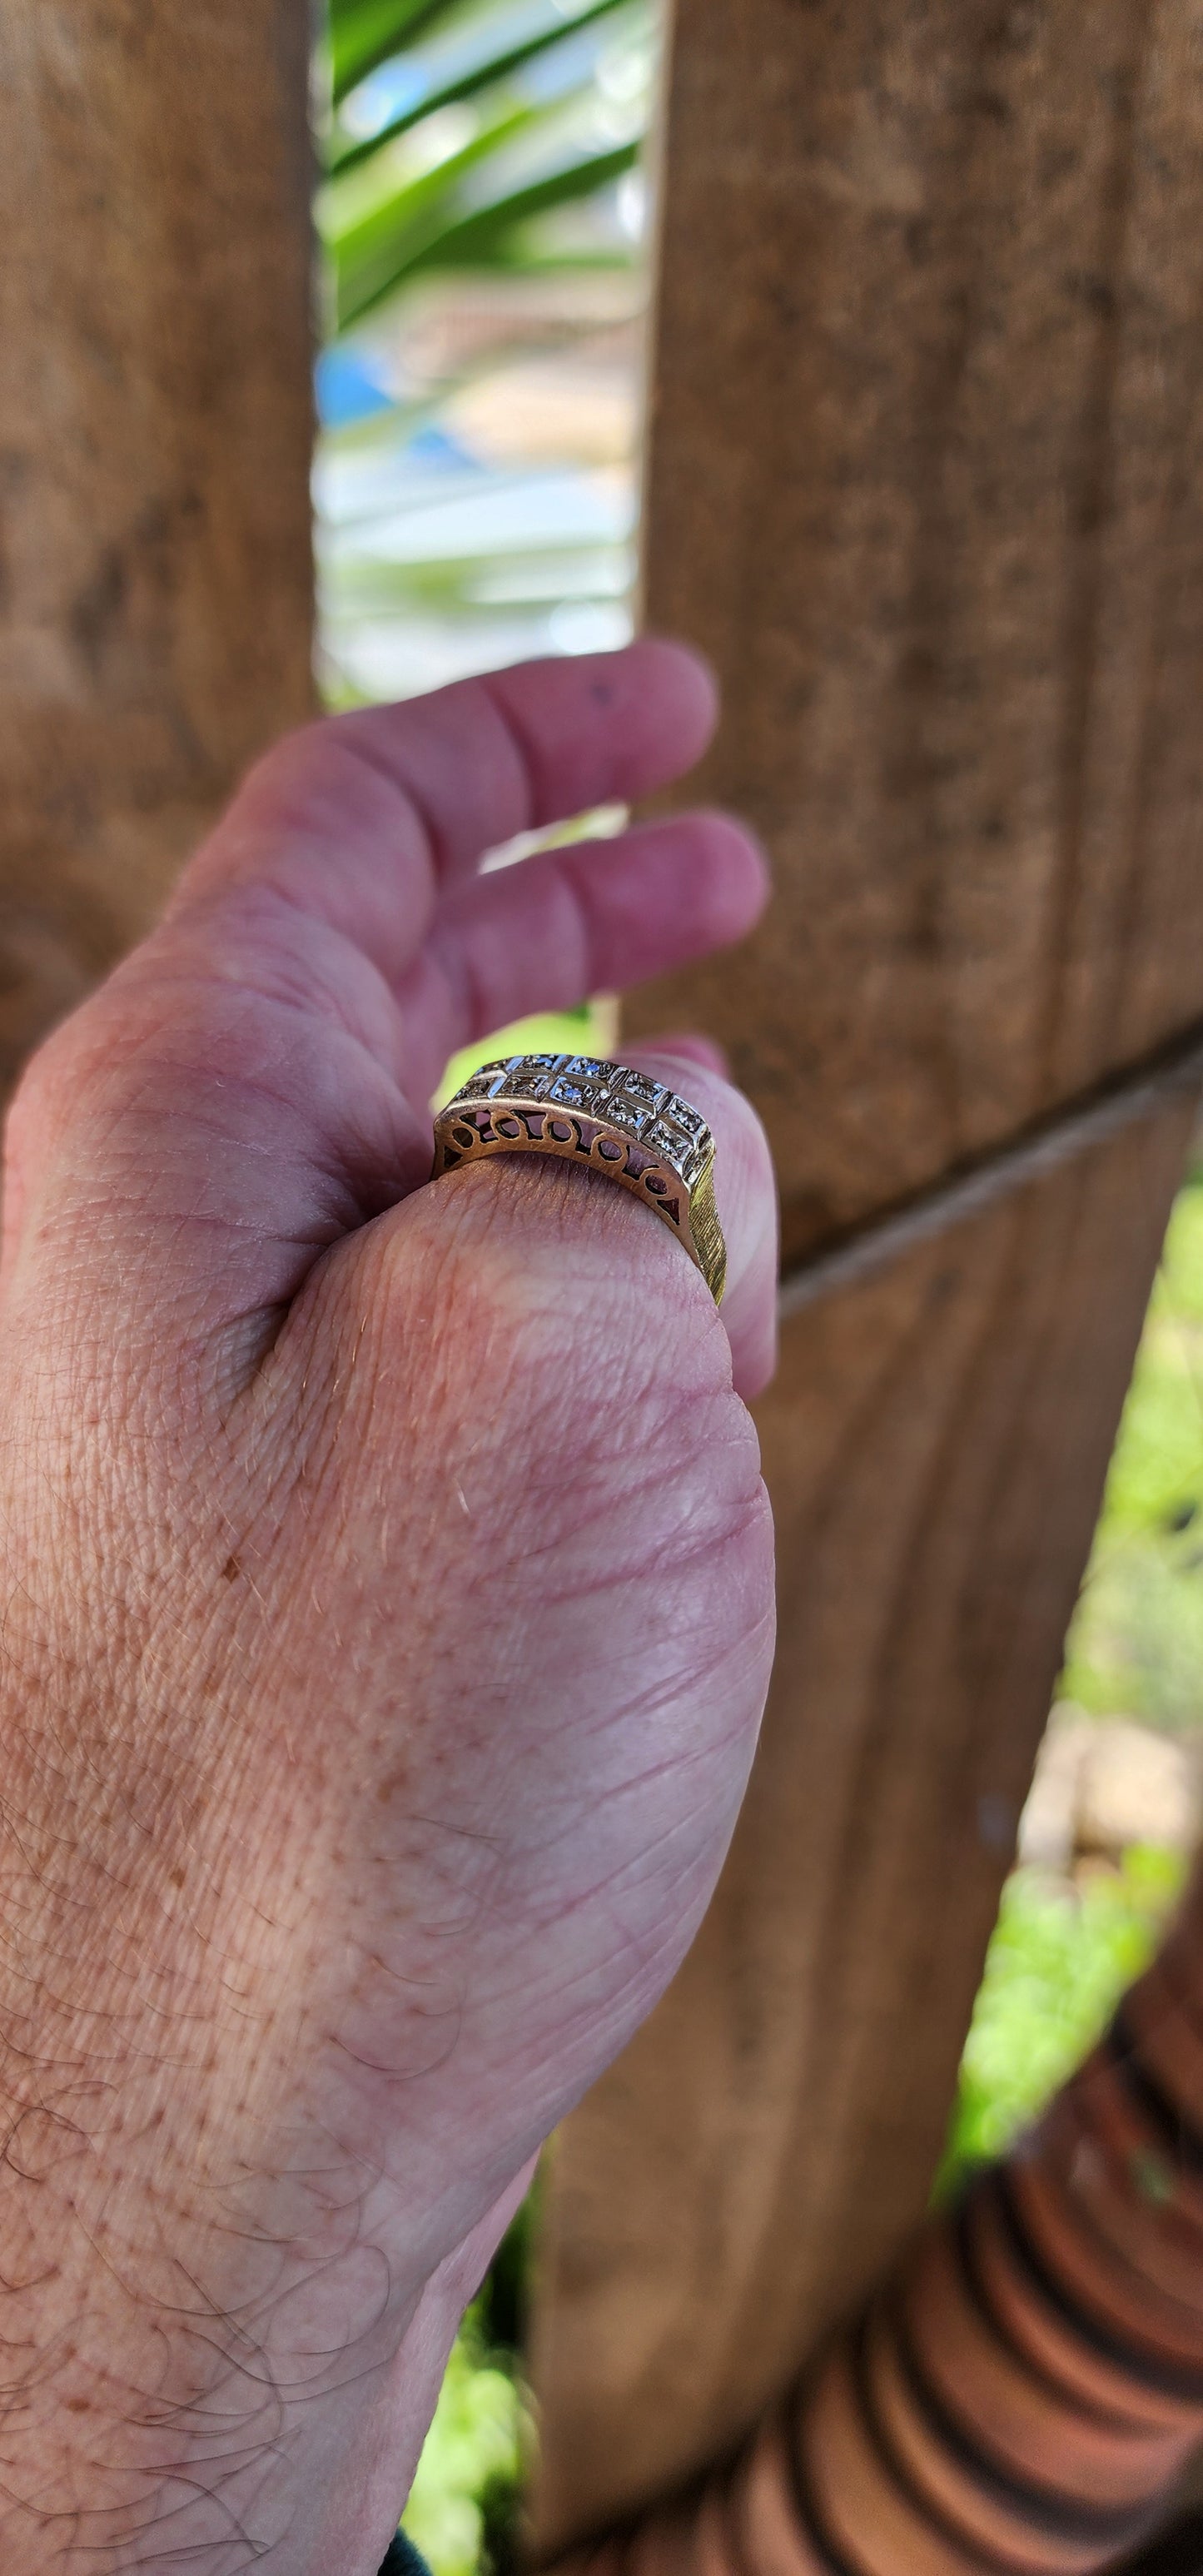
[341,1154,767,1564]
[5,1012,84,1165]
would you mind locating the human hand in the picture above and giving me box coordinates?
[0,643,777,2570]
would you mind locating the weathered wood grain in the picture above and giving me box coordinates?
[531,1096,1197,2551]
[531,1,1203,2545]
[0,0,316,1092]
[629,0,1203,1268]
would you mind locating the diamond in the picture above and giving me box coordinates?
[616,1072,666,1108]
[458,1062,513,1100]
[604,1096,649,1134]
[548,1077,584,1106]
[517,1055,567,1087]
[496,1055,563,1098]
[644,1118,690,1166]
[667,1097,706,1137]
[564,1056,607,1081]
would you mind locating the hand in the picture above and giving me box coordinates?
[0,643,777,2571]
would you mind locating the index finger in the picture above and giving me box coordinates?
[174,641,721,982]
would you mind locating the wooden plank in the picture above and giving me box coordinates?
[0,0,315,1092]
[630,0,1203,1266]
[531,1097,1196,2550]
[532,6,1203,2540]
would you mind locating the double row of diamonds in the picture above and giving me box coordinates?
[453,1055,713,1186]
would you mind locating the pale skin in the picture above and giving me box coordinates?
[0,641,778,2572]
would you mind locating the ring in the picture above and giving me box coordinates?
[430,1052,727,1304]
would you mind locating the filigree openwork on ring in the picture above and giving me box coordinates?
[430,1054,726,1304]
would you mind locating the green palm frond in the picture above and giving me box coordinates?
[320,0,652,322]
[324,129,639,325]
[328,0,460,108]
[328,0,629,176]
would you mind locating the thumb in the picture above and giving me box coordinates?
[622,1042,779,1400]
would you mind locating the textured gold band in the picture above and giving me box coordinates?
[430,1052,727,1305]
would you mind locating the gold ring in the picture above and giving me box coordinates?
[430,1052,726,1304]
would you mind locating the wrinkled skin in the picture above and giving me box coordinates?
[0,644,778,2572]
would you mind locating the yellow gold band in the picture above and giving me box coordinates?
[430,1052,726,1305]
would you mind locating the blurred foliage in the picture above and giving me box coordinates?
[937,1157,1203,2195]
[400,2194,536,2576]
[1061,1163,1203,1729]
[318,0,652,330]
[316,421,638,704]
[400,2298,526,2576]
[438,1001,613,1102]
[314,0,651,702]
[937,1845,1187,2195]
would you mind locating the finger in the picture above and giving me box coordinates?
[391,1045,778,1401]
[172,639,719,992]
[326,1040,778,1410]
[6,646,728,1341]
[400,814,768,1101]
[624,1046,779,1400]
[632,1032,730,1078]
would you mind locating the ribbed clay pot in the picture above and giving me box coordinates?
[549,1860,1203,2576]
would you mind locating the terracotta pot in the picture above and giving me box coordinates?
[1007,2153,1203,2375]
[622,2498,713,2576]
[544,1865,1203,2576]
[688,2475,747,2576]
[727,2412,833,2576]
[1070,2041,1203,2240]
[1036,2086,1203,2315]
[798,2328,1024,2576]
[967,2167,1202,2434]
[861,2292,1149,2570]
[896,2207,1186,2506]
[1117,1960,1203,2143]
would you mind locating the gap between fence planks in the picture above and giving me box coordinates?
[0,0,316,1097]
[531,0,1203,2554]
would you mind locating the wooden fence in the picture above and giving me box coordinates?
[531,1,1203,2556]
[5,3,1203,2569]
[0,0,315,1087]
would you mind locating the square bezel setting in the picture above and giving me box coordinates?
[601,1094,653,1135]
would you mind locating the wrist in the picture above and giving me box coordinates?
[0,1682,435,2569]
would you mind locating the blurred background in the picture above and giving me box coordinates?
[314,6,1203,2564]
[316,0,651,706]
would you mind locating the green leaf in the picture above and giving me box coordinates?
[325,89,639,324]
[936,1847,1186,2199]
[323,105,533,320]
[330,0,465,106]
[329,0,629,175]
[395,140,637,276]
